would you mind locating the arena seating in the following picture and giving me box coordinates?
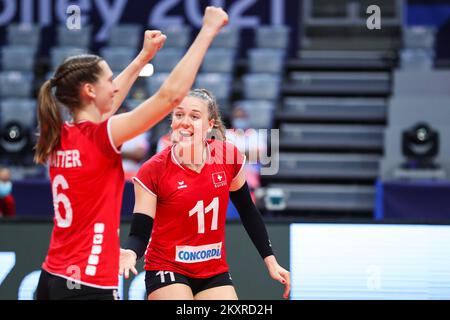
[4,0,450,221]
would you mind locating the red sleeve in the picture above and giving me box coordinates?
[224,141,246,180]
[132,156,161,197]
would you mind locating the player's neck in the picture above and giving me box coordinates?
[74,103,103,123]
[175,143,207,173]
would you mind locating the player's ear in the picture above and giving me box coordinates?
[81,83,96,99]
[208,119,215,131]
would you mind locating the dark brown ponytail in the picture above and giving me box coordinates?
[34,79,62,164]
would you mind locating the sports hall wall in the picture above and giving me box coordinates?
[3,221,450,300]
[0,221,289,300]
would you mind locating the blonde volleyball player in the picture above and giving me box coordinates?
[120,89,290,300]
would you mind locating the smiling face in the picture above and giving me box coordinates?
[171,96,215,149]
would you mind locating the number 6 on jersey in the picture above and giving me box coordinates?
[189,197,219,234]
[52,174,73,228]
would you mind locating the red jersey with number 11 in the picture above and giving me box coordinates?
[134,140,245,278]
[42,119,124,289]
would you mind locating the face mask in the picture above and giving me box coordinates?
[232,119,249,130]
[0,181,12,198]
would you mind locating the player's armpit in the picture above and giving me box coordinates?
[229,167,246,192]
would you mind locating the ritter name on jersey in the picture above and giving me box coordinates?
[49,150,83,168]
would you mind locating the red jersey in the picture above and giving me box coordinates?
[42,119,124,289]
[134,140,245,278]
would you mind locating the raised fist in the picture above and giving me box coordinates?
[141,30,167,62]
[202,6,229,35]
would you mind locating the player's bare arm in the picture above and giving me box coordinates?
[102,30,167,120]
[109,7,229,148]
[119,182,157,279]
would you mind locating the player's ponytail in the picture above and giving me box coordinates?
[34,54,103,164]
[34,79,62,164]
[188,89,227,141]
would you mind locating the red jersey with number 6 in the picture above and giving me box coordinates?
[42,119,124,289]
[134,140,245,278]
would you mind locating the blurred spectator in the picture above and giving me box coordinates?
[226,106,267,201]
[0,167,16,218]
[117,105,151,180]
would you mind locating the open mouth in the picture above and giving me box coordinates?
[179,130,193,138]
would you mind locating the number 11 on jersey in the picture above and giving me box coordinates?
[189,197,219,234]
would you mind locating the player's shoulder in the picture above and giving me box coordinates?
[75,119,103,129]
[63,120,106,136]
[141,145,172,171]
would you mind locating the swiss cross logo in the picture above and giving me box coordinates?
[212,171,227,188]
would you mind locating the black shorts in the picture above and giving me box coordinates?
[36,269,119,300]
[145,270,234,297]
